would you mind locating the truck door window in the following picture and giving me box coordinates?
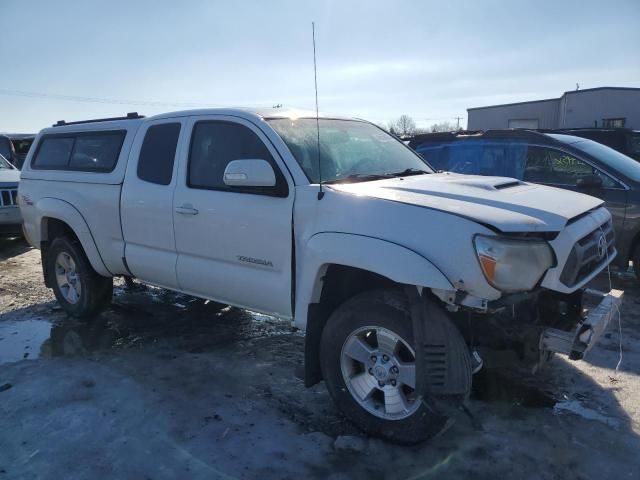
[188,121,286,195]
[523,147,620,188]
[137,123,181,185]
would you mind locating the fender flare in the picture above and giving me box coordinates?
[295,232,453,330]
[36,197,111,277]
[297,232,454,387]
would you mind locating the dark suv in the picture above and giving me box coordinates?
[408,130,640,280]
[552,128,640,162]
[0,134,36,169]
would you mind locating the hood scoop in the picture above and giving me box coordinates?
[423,175,526,191]
[494,180,524,190]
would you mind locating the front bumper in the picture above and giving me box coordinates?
[0,206,22,225]
[0,207,22,237]
[540,289,623,360]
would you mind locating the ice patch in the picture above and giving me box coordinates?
[0,319,51,364]
[553,400,620,428]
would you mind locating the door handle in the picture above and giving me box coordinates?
[175,205,199,215]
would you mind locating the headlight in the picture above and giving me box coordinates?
[474,235,554,293]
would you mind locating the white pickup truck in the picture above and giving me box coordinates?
[19,108,623,443]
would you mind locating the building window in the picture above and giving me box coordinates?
[602,118,626,128]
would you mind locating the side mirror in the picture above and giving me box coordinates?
[223,159,276,188]
[576,174,602,189]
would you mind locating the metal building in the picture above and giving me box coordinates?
[467,87,640,130]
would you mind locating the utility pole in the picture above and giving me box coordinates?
[454,116,463,130]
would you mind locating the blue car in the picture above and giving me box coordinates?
[408,130,640,281]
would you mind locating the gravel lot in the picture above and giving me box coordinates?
[0,237,639,479]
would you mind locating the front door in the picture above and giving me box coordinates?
[172,116,294,317]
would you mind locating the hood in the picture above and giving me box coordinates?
[0,168,20,186]
[329,173,603,232]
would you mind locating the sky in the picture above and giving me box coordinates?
[0,0,638,132]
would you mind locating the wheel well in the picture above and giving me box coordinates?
[41,218,80,287]
[42,217,79,244]
[304,264,397,387]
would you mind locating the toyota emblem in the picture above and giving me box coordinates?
[597,234,607,260]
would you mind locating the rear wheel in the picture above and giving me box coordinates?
[46,236,113,319]
[320,289,450,444]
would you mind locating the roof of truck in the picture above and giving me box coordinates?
[41,107,359,134]
[148,107,355,121]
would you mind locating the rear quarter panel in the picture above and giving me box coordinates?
[19,179,125,274]
[19,123,141,274]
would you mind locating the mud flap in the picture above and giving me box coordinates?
[41,241,52,288]
[406,287,473,417]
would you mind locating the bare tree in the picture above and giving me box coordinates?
[388,115,417,137]
[429,121,458,133]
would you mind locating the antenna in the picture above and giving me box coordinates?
[312,21,324,200]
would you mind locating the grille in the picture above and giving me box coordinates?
[0,188,18,207]
[559,220,615,287]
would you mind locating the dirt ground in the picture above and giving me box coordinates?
[0,237,639,479]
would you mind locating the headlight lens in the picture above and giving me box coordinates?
[474,235,554,292]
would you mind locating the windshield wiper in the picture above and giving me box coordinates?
[324,168,430,185]
[324,173,394,184]
[385,168,430,177]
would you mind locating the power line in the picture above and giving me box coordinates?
[0,88,228,108]
[421,116,466,121]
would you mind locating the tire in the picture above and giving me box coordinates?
[320,289,449,444]
[46,236,113,319]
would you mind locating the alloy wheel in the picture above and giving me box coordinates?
[55,252,82,304]
[340,325,420,420]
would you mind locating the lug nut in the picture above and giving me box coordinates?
[382,354,389,363]
[390,379,397,387]
[368,368,373,375]
[391,366,399,374]
[378,381,384,388]
[370,355,377,362]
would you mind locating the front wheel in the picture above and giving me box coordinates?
[320,290,450,444]
[46,236,113,319]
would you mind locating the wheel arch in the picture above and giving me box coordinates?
[297,232,453,387]
[37,198,111,278]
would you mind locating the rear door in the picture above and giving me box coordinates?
[172,115,294,317]
[121,119,185,289]
[522,145,628,234]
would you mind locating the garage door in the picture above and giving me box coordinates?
[508,119,539,129]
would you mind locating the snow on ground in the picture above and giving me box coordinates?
[0,237,639,479]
